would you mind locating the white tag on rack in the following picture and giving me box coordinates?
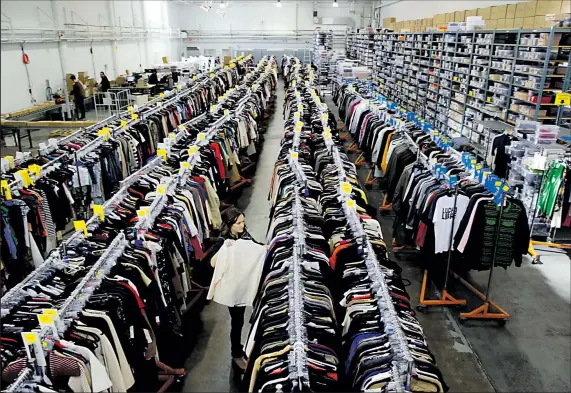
[39,142,47,150]
[48,138,58,147]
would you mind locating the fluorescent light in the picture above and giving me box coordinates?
[332,0,338,7]
[219,1,226,8]
[200,1,211,11]
[276,0,282,8]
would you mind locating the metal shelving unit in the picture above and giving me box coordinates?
[371,28,571,158]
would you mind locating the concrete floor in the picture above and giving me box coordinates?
[182,80,285,392]
[181,85,570,392]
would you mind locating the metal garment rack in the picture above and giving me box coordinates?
[336,83,512,323]
[2,57,268,393]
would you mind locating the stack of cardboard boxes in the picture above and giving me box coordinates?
[382,0,570,32]
[66,72,98,97]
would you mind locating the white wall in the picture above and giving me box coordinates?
[0,0,182,114]
[377,0,526,24]
[178,1,373,51]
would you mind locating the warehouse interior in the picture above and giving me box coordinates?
[1,1,570,393]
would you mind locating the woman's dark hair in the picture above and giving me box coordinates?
[220,207,245,238]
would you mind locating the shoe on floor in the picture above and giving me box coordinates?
[232,356,247,371]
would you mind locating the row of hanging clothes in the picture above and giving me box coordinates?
[0,63,279,392]
[0,69,245,293]
[385,129,531,272]
[312,127,449,392]
[2,59,280,391]
[242,76,341,392]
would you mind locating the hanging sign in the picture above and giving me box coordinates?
[290,151,298,160]
[73,220,88,236]
[157,148,167,161]
[98,127,111,141]
[340,182,352,195]
[197,133,206,141]
[1,180,12,200]
[121,120,127,129]
[168,133,176,139]
[346,200,356,209]
[555,92,570,106]
[188,145,199,155]
[4,156,14,169]
[127,106,134,112]
[131,113,138,122]
[160,92,165,99]
[178,125,185,131]
[28,164,41,178]
[92,205,104,221]
[210,105,217,112]
[17,169,33,187]
[157,184,167,195]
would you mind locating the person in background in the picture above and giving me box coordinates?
[208,208,267,372]
[69,75,85,120]
[99,71,110,92]
[148,69,158,85]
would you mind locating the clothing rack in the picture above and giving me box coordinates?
[322,132,413,391]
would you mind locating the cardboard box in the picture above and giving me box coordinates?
[434,13,446,23]
[534,15,550,27]
[424,18,433,26]
[223,55,231,65]
[523,16,535,28]
[516,2,529,17]
[478,7,492,19]
[383,17,397,25]
[546,12,571,22]
[486,19,498,29]
[446,13,455,22]
[562,1,570,13]
[514,17,524,27]
[507,4,517,18]
[497,18,515,28]
[161,56,168,64]
[525,1,538,17]
[454,11,466,22]
[466,9,478,17]
[536,0,562,15]
[78,72,88,83]
[491,5,507,19]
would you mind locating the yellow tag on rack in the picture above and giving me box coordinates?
[158,102,163,108]
[224,65,229,69]
[315,97,321,104]
[178,125,185,131]
[476,164,482,170]
[1,180,12,200]
[469,91,473,96]
[555,92,570,106]
[169,133,176,139]
[290,151,298,160]
[93,205,104,221]
[157,148,167,161]
[433,131,439,137]
[209,73,215,77]
[181,161,190,169]
[495,181,501,187]
[487,97,492,103]
[37,314,53,325]
[193,75,197,80]
[224,109,230,116]
[4,156,14,169]
[177,84,182,90]
[471,159,477,165]
[160,92,165,99]
[18,169,33,187]
[73,220,88,236]
[230,63,236,68]
[340,182,352,195]
[346,200,356,209]
[28,164,41,178]
[197,133,206,141]
[127,106,134,112]
[137,209,148,218]
[218,96,224,102]
[43,309,58,318]
[483,171,491,180]
[157,184,167,195]
[121,120,127,129]
[188,145,199,154]
[453,77,458,81]
[210,105,217,112]
[132,113,138,121]
[23,333,38,345]
[297,104,303,112]
[98,127,110,141]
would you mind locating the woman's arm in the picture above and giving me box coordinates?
[210,251,219,268]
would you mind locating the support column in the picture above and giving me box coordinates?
[50,0,72,119]
[107,0,119,77]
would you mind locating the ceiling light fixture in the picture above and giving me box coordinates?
[332,0,339,7]
[200,1,212,12]
[219,0,226,8]
[276,0,282,8]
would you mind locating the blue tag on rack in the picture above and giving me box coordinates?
[434,163,442,179]
[449,175,458,188]
[423,122,432,133]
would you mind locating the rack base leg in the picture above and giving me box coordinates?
[346,142,358,152]
[417,270,466,312]
[378,195,393,212]
[364,168,377,188]
[156,360,185,393]
[354,152,367,166]
[450,271,510,322]
[528,240,543,265]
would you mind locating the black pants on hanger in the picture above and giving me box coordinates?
[228,306,246,358]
